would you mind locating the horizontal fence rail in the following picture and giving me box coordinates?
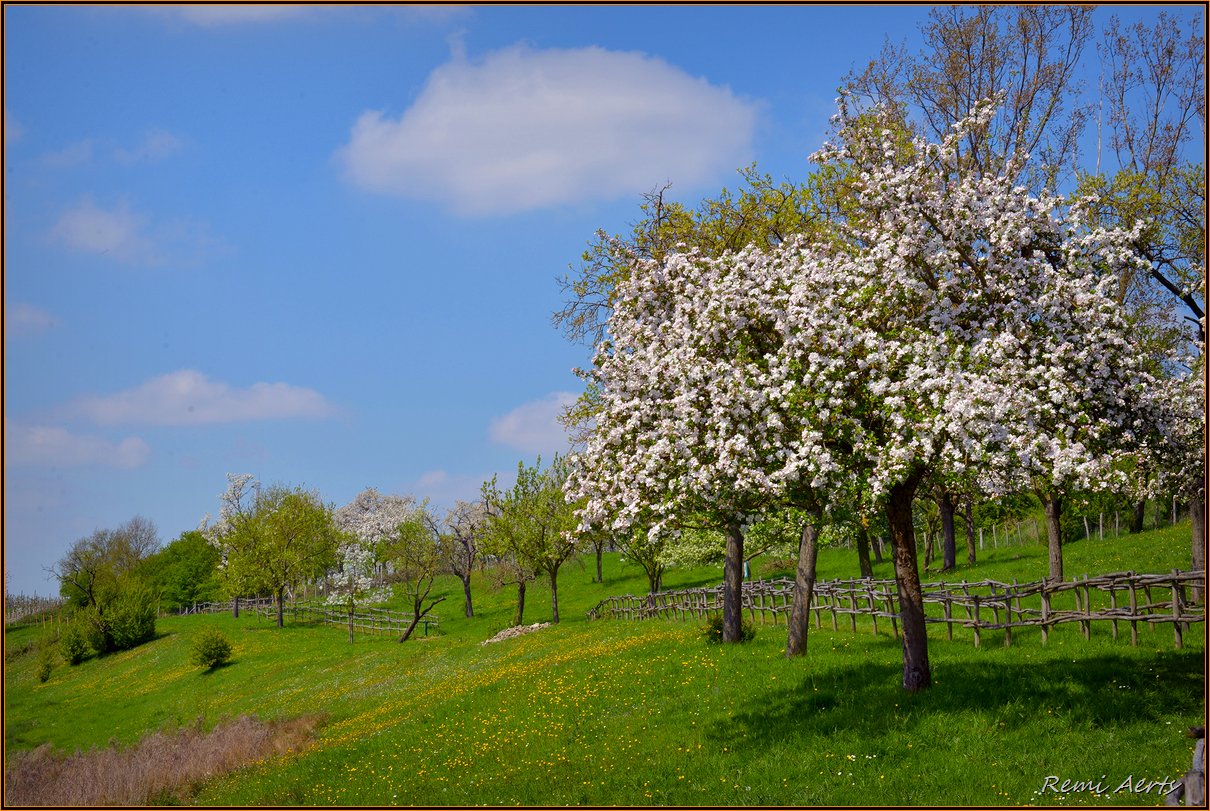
[588,570,1205,649]
[179,598,438,636]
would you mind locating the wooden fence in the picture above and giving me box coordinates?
[588,570,1205,649]
[180,598,438,637]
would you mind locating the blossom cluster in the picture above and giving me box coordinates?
[568,97,1183,539]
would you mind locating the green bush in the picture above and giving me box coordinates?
[60,620,91,665]
[36,647,57,682]
[191,628,233,670]
[105,588,157,650]
[702,614,756,644]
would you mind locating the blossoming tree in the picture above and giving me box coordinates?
[571,96,1163,691]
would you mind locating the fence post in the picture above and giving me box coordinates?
[1128,572,1138,646]
[1172,569,1184,649]
[1080,575,1091,641]
[1041,581,1050,645]
[972,596,981,648]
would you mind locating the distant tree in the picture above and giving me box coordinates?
[51,517,160,654]
[333,488,414,641]
[483,456,579,624]
[438,500,488,618]
[380,505,446,642]
[53,516,159,610]
[203,474,341,628]
[140,530,221,612]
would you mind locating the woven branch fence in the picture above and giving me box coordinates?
[588,570,1205,649]
[179,599,438,636]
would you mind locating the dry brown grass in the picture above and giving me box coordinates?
[4,713,324,807]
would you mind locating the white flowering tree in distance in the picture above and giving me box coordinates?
[332,488,413,643]
[571,97,1170,692]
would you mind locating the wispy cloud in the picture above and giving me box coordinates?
[488,391,576,456]
[5,303,59,337]
[114,129,183,165]
[40,139,94,168]
[49,197,226,267]
[337,45,758,216]
[4,420,150,469]
[50,198,160,264]
[67,369,338,426]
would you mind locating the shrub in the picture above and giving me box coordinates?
[105,588,157,651]
[36,647,57,683]
[702,614,756,644]
[191,628,232,670]
[60,621,91,665]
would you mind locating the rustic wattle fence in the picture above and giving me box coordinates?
[179,598,438,637]
[588,570,1205,649]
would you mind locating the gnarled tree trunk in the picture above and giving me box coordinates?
[461,574,474,618]
[887,479,930,692]
[938,490,957,571]
[1131,498,1146,533]
[514,580,526,627]
[722,522,744,643]
[1042,492,1064,583]
[786,516,822,657]
[964,498,976,566]
[855,524,874,578]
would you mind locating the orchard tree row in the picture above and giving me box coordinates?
[558,7,1204,693]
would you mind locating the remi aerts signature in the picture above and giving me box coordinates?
[1037,774,1180,797]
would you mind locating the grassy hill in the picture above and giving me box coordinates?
[5,523,1204,806]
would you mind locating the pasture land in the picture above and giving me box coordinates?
[5,523,1204,806]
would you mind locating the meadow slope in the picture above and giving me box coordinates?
[5,524,1204,806]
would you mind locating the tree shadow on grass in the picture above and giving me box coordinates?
[710,648,1204,749]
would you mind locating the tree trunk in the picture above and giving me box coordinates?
[963,498,976,566]
[595,545,603,584]
[1131,498,1146,533]
[647,566,663,595]
[1043,492,1064,583]
[461,574,474,618]
[399,614,420,643]
[939,490,956,571]
[549,570,560,624]
[275,588,284,629]
[514,580,526,627]
[855,524,874,579]
[887,479,931,692]
[722,522,744,643]
[232,595,239,619]
[872,534,884,564]
[786,519,821,657]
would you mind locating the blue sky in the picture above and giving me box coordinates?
[3,4,1202,596]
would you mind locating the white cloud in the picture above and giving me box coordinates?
[488,391,577,455]
[67,369,337,426]
[5,108,23,144]
[41,139,94,168]
[50,198,159,265]
[169,5,310,26]
[49,198,226,267]
[4,421,150,469]
[337,45,758,216]
[114,129,184,165]
[5,303,59,337]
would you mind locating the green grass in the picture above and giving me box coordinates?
[5,523,1204,806]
